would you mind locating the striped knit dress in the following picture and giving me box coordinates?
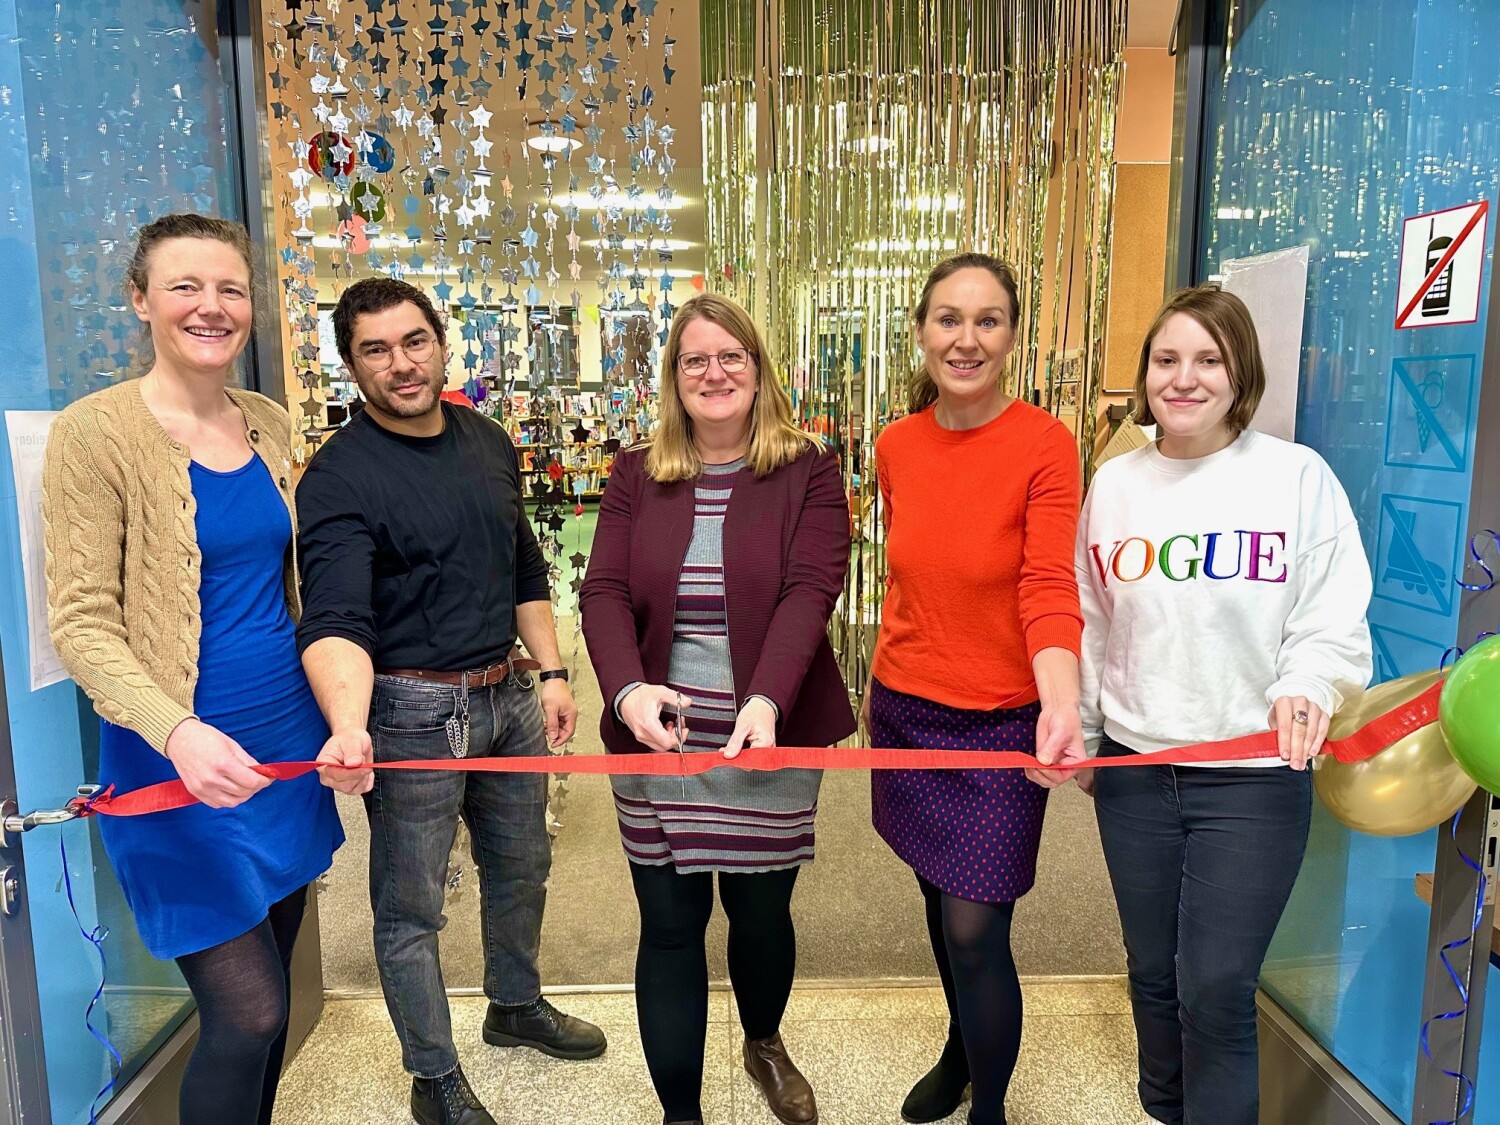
[611,459,823,873]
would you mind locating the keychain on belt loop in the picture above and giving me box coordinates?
[447,679,471,759]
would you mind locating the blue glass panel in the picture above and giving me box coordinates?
[1196,0,1500,1118]
[0,1,237,1120]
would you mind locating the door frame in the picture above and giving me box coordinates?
[0,0,317,1120]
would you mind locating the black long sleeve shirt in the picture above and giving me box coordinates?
[295,403,550,671]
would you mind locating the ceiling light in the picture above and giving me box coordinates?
[854,237,958,252]
[908,194,960,213]
[846,123,895,155]
[831,266,916,279]
[554,191,690,212]
[583,238,694,251]
[525,122,583,154]
[311,234,404,249]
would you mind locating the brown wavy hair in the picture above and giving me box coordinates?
[645,293,821,482]
[908,253,1021,413]
[125,213,265,373]
[1132,286,1266,434]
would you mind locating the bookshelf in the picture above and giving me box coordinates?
[502,390,645,499]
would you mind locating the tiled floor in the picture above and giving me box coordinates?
[274,979,1149,1124]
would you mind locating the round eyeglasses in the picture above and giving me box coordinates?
[356,333,438,372]
[677,348,752,377]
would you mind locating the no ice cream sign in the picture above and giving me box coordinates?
[1395,200,1489,330]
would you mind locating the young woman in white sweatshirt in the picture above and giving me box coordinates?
[1041,286,1373,1125]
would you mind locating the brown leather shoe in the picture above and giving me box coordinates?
[743,1033,818,1125]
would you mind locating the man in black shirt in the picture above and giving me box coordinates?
[297,279,605,1125]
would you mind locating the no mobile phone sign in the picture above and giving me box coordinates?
[1395,200,1489,330]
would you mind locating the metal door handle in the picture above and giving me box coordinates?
[0,786,101,849]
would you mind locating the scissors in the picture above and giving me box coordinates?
[672,692,688,798]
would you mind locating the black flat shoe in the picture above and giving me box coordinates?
[482,996,607,1060]
[900,1024,970,1123]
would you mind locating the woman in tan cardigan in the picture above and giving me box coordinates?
[42,214,343,1125]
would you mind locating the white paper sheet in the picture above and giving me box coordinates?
[1220,245,1310,442]
[6,411,66,691]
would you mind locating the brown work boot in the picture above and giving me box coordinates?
[743,1033,818,1125]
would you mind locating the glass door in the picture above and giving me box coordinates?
[0,1,244,1120]
[1193,0,1500,1118]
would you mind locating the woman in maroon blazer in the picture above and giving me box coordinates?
[581,292,855,1125]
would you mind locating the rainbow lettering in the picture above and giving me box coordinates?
[1087,530,1288,587]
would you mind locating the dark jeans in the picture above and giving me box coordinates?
[1092,735,1311,1125]
[365,670,552,1078]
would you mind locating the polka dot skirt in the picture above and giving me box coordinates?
[869,678,1048,905]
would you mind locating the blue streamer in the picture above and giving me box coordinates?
[1457,530,1499,593]
[59,831,122,1124]
[1419,813,1485,1124]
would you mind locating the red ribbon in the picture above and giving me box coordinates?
[72,682,1443,820]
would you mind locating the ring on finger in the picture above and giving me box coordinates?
[1292,709,1309,725]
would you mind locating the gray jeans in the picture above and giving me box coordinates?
[365,670,552,1077]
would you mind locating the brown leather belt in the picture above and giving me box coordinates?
[378,655,542,689]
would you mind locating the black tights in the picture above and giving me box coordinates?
[174,886,307,1125]
[920,873,1022,1125]
[630,862,800,1123]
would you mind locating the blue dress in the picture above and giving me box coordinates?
[98,455,344,960]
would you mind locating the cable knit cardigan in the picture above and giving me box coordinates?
[41,379,301,754]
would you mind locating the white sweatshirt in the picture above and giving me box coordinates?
[1077,429,1374,766]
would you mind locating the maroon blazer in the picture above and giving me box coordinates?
[580,444,856,754]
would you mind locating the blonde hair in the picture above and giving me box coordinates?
[645,293,821,482]
[1132,286,1266,435]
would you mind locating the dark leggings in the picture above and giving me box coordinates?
[174,886,307,1125]
[630,862,800,1122]
[919,873,1022,1125]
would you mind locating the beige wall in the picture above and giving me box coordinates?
[1116,49,1175,165]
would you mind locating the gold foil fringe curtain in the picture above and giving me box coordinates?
[703,0,1126,691]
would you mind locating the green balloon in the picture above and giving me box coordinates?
[1439,634,1500,794]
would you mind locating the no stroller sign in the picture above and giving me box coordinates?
[1395,200,1489,329]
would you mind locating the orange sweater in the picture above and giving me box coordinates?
[872,402,1083,711]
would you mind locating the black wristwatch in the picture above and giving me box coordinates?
[537,668,570,684]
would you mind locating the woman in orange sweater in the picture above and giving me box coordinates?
[867,253,1084,1125]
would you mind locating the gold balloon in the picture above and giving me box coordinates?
[1313,669,1474,837]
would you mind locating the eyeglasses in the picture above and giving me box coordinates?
[677,348,753,377]
[356,333,438,372]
